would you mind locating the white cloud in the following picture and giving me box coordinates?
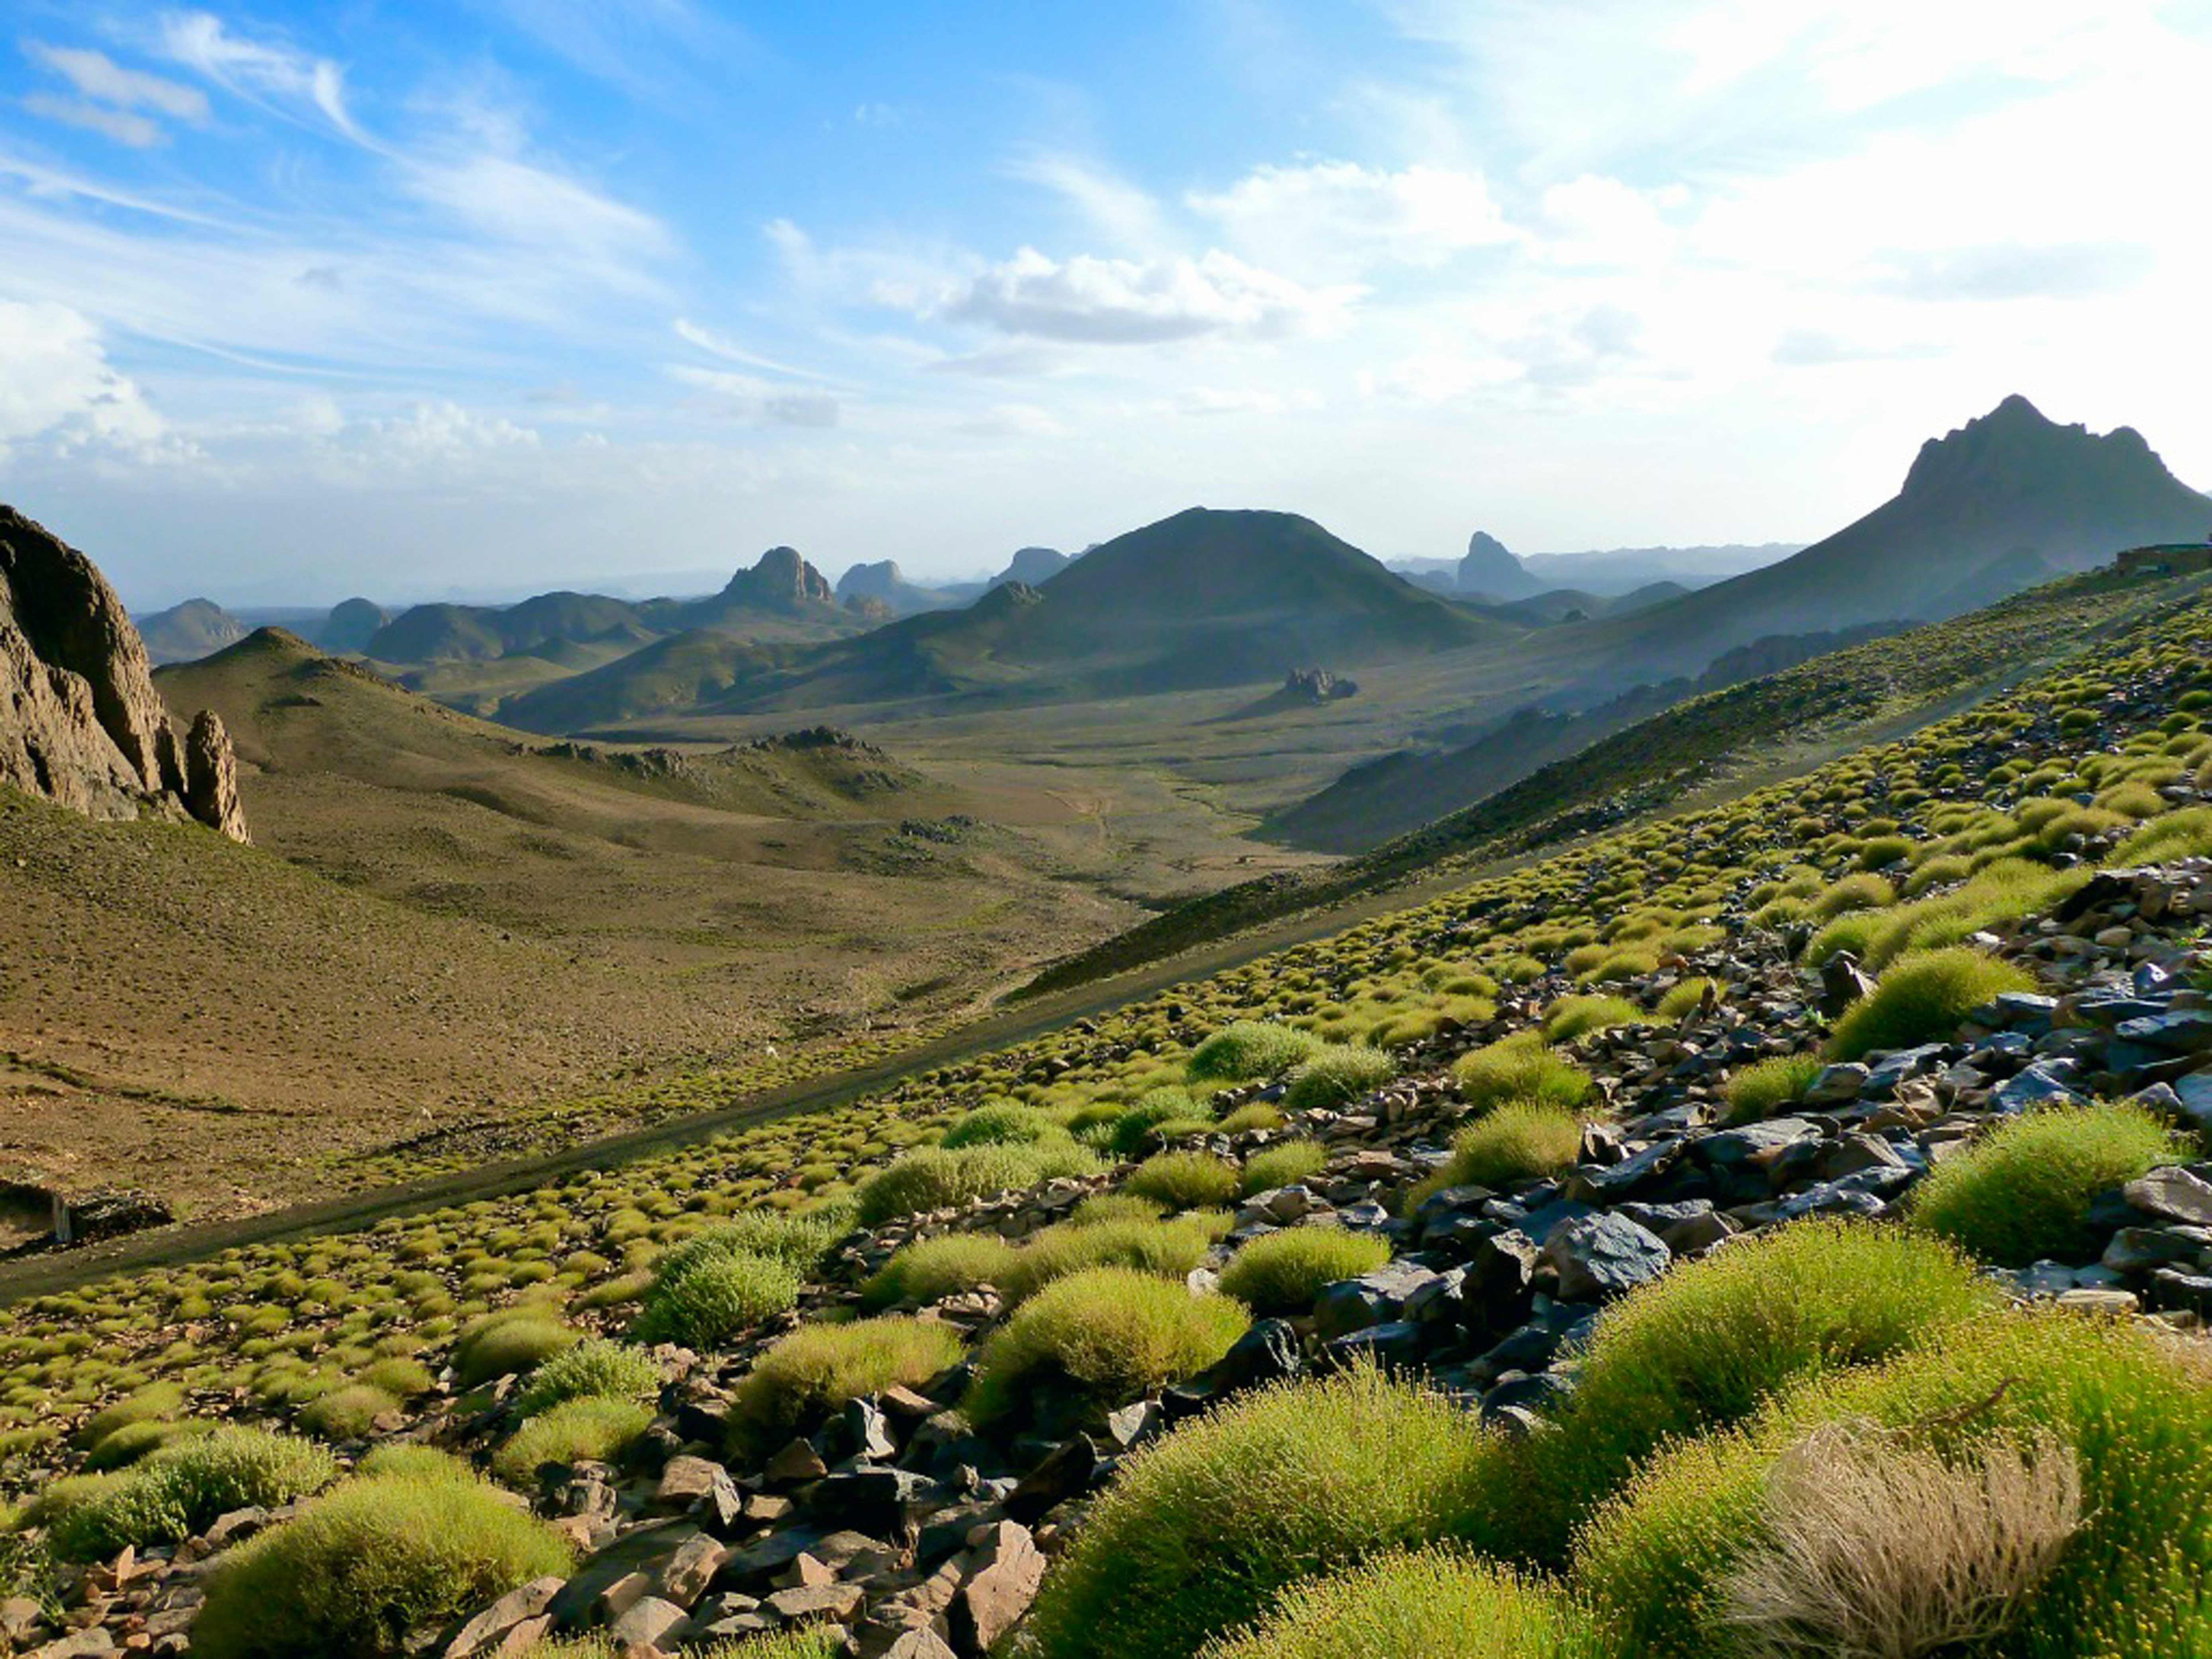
[938,247,1351,344]
[403,151,671,276]
[159,11,368,145]
[29,43,210,120]
[1190,160,1511,275]
[1006,152,1170,251]
[21,95,166,149]
[0,300,175,460]
[669,365,841,428]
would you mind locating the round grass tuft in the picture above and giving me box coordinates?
[1123,1151,1241,1211]
[452,1313,578,1389]
[190,1474,573,1659]
[1197,1547,1599,1659]
[1239,1139,1326,1196]
[1443,1100,1585,1190]
[861,1233,1021,1310]
[1452,1032,1590,1114]
[1283,1044,1396,1113]
[1217,1227,1393,1316]
[964,1267,1247,1425]
[1187,1021,1322,1083]
[38,1428,339,1561]
[492,1396,652,1487]
[629,1249,800,1351]
[1910,1101,2186,1266]
[512,1338,660,1418]
[1019,1367,1505,1659]
[1722,1054,1824,1125]
[1825,948,2037,1062]
[853,1142,1105,1227]
[728,1315,965,1452]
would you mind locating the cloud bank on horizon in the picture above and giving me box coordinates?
[0,0,2206,604]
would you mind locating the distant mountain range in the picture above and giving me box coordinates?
[1391,537,1802,601]
[501,508,1508,731]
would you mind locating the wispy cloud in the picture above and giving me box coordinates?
[159,11,370,145]
[937,248,1352,345]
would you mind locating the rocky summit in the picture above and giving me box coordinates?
[0,507,246,843]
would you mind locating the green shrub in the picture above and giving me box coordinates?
[81,1417,210,1471]
[1284,1045,1396,1112]
[1544,994,1639,1043]
[1825,948,2038,1060]
[1125,1151,1241,1211]
[1188,1022,1322,1082]
[1020,1368,1504,1659]
[513,1338,660,1417]
[655,1207,851,1280]
[492,1397,652,1487]
[452,1313,578,1389]
[729,1315,965,1450]
[861,1233,1021,1309]
[1000,1217,1218,1305]
[1856,834,1912,870]
[630,1250,801,1350]
[1067,1192,1167,1227]
[853,1143,1104,1226]
[1217,1228,1393,1315]
[353,1445,478,1485]
[1443,1101,1584,1189]
[190,1475,573,1659]
[964,1268,1247,1424]
[1496,1222,1990,1565]
[1240,1140,1326,1195]
[1573,1309,2212,1658]
[354,1357,434,1398]
[1107,1087,1211,1157]
[1198,1547,1598,1659]
[1722,1054,1823,1124]
[1215,1101,1285,1135]
[1653,977,1719,1021]
[78,1381,184,1450]
[1811,872,1894,920]
[939,1102,1066,1150]
[299,1384,400,1440]
[1452,1033,1590,1113]
[1911,1102,2186,1266]
[2111,804,2212,864]
[41,1429,339,1561]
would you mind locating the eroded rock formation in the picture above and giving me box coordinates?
[0,506,248,841]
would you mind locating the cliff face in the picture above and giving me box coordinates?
[0,507,247,841]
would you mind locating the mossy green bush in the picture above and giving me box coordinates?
[964,1268,1247,1425]
[853,1143,1104,1226]
[999,1217,1218,1305]
[1067,1192,1167,1227]
[861,1233,1021,1309]
[728,1315,965,1450]
[1910,1101,2186,1266]
[1494,1222,1991,1565]
[1825,948,2038,1060]
[1283,1045,1396,1112]
[354,1356,434,1398]
[1198,1547,1598,1659]
[451,1313,577,1389]
[1441,1101,1584,1190]
[1573,1309,2212,1659]
[1811,871,1895,920]
[1188,1021,1322,1082]
[298,1383,400,1440]
[513,1338,660,1417]
[1452,1032,1590,1114]
[1543,994,1639,1043]
[1240,1140,1326,1195]
[81,1417,210,1472]
[190,1473,573,1659]
[939,1101,1066,1150]
[629,1249,800,1350]
[1124,1151,1241,1211]
[39,1428,339,1561]
[78,1381,184,1450]
[492,1396,652,1487]
[1653,977,1719,1021]
[1106,1087,1211,1157]
[1217,1227,1393,1315]
[1019,1368,1505,1659]
[1722,1054,1824,1124]
[654,1207,852,1280]
[354,1444,477,1485]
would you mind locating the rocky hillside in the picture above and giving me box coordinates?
[0,507,246,842]
[6,571,2212,1655]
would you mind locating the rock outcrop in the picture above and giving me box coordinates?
[0,506,248,841]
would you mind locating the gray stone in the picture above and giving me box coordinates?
[2126,1167,2212,1227]
[1541,1213,1670,1301]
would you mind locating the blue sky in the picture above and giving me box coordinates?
[2,0,2208,605]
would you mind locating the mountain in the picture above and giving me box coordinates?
[137,597,248,665]
[660,545,835,623]
[1590,395,2211,680]
[1519,543,1800,592]
[1483,580,1689,628]
[1458,531,1546,601]
[938,546,1076,601]
[0,507,246,839]
[367,591,640,664]
[318,597,389,653]
[836,560,959,616]
[501,508,1513,731]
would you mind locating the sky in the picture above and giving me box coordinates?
[2,0,2209,607]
